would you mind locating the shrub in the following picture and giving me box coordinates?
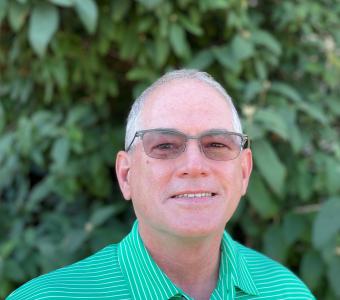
[1,0,339,298]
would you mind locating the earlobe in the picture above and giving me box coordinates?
[241,149,253,195]
[115,151,132,200]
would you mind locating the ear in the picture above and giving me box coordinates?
[240,148,253,195]
[115,150,132,200]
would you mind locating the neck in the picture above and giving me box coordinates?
[139,226,223,300]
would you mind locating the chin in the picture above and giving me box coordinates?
[169,219,225,239]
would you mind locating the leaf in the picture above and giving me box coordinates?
[251,30,282,55]
[312,197,340,249]
[169,23,190,59]
[48,0,74,7]
[270,82,328,124]
[120,26,139,60]
[154,37,170,67]
[283,213,307,245]
[300,250,324,290]
[126,67,155,81]
[254,60,267,80]
[8,1,28,32]
[324,157,340,194]
[243,80,263,101]
[178,15,203,36]
[263,225,288,263]
[212,45,241,72]
[111,0,131,22]
[186,49,214,70]
[136,0,163,9]
[242,120,265,141]
[4,259,26,282]
[26,178,53,211]
[0,104,4,134]
[328,256,340,297]
[299,102,328,124]
[89,204,126,227]
[51,137,70,168]
[252,139,286,197]
[73,0,98,34]
[231,35,255,61]
[17,117,33,155]
[62,229,88,253]
[0,0,8,24]
[254,109,288,140]
[28,3,59,57]
[270,82,303,103]
[247,171,279,219]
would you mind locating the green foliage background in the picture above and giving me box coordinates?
[1,0,340,298]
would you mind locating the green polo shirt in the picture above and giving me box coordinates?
[7,221,315,300]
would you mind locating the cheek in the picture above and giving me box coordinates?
[129,158,169,198]
[220,165,244,193]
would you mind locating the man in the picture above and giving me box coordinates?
[7,69,315,299]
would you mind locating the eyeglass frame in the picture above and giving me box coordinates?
[125,128,249,161]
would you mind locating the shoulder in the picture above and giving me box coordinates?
[6,244,131,300]
[234,241,315,299]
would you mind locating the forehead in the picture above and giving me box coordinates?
[140,78,234,133]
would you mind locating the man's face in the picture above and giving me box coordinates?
[116,78,252,241]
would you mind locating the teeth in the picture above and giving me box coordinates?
[175,193,213,198]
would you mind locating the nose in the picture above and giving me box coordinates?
[175,139,210,178]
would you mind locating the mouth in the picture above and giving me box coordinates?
[171,192,216,199]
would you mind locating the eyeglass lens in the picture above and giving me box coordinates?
[141,131,243,161]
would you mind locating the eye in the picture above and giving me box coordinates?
[154,143,176,150]
[206,142,227,148]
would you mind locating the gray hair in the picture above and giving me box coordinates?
[125,69,243,150]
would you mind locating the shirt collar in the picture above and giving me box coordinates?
[118,221,183,300]
[118,221,259,300]
[220,231,259,296]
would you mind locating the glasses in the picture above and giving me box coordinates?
[126,128,249,161]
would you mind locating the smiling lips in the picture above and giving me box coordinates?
[172,192,216,199]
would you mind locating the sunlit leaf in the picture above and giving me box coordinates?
[179,15,203,36]
[251,30,282,55]
[212,45,241,72]
[49,0,74,7]
[28,3,59,56]
[74,0,98,34]
[186,49,214,70]
[247,171,279,219]
[254,109,288,140]
[252,139,286,197]
[243,80,263,101]
[51,137,70,168]
[270,82,303,103]
[231,36,255,61]
[169,23,190,59]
